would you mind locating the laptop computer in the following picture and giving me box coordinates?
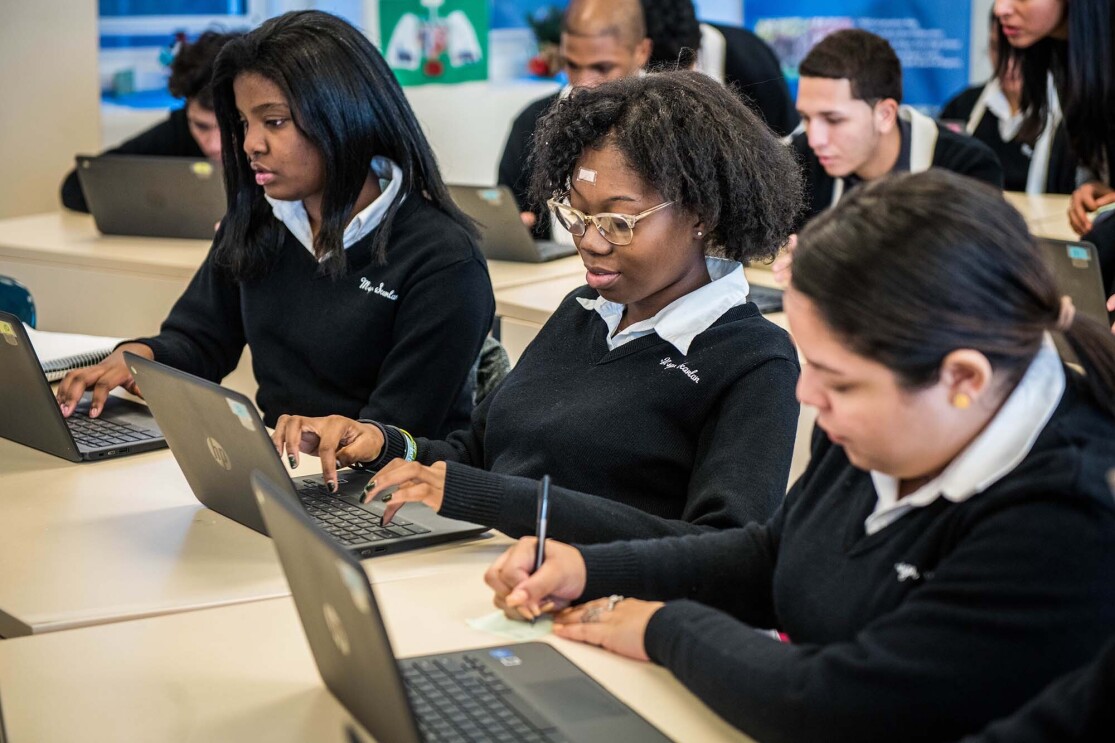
[450,185,577,263]
[0,311,166,462]
[1037,237,1110,324]
[250,470,672,743]
[126,354,487,558]
[75,154,225,239]
[745,284,784,315]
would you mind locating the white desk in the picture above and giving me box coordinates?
[1003,191,1078,241]
[0,564,751,742]
[0,438,496,638]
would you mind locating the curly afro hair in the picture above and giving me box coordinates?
[528,69,802,263]
[641,0,702,69]
[168,30,241,109]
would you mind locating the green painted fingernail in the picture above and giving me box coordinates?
[381,493,392,503]
[287,455,296,468]
[363,480,376,493]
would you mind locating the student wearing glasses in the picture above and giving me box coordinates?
[485,171,1115,742]
[274,70,803,544]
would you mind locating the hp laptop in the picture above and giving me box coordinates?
[127,354,486,558]
[0,311,166,462]
[1037,237,1110,324]
[450,185,577,263]
[251,471,672,743]
[75,154,225,239]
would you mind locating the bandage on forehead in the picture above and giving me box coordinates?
[576,167,597,184]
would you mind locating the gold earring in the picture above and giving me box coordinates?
[952,393,971,410]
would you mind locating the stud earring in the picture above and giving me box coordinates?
[696,231,704,238]
[952,393,971,410]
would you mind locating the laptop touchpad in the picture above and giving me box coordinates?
[527,678,628,719]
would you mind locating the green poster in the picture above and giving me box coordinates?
[381,0,489,86]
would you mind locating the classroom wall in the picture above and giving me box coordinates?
[0,1,101,220]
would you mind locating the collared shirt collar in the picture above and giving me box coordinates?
[575,256,749,355]
[865,337,1066,535]
[981,77,1026,142]
[265,156,403,258]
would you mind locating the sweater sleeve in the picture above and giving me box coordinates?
[357,256,494,437]
[60,113,199,213]
[957,635,1115,743]
[433,354,799,543]
[132,243,247,382]
[639,496,1115,743]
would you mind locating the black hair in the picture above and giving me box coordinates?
[792,170,1115,419]
[210,10,476,280]
[641,0,702,69]
[528,69,801,263]
[168,30,241,110]
[798,29,903,104]
[997,0,1115,177]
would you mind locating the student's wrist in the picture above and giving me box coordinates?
[113,342,155,362]
[352,420,417,471]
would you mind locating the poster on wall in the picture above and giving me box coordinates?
[381,0,489,86]
[746,0,971,114]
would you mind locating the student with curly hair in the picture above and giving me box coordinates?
[487,171,1115,742]
[274,70,803,544]
[60,30,242,213]
[56,11,494,439]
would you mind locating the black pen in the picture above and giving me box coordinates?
[531,474,551,624]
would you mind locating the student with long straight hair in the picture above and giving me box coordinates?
[485,171,1115,742]
[56,11,495,439]
[994,0,1115,300]
[273,70,803,543]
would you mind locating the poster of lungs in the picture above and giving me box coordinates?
[746,0,972,115]
[381,0,489,85]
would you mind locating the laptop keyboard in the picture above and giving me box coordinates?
[403,655,564,743]
[67,411,159,448]
[294,479,432,548]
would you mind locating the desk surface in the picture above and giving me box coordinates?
[0,439,495,637]
[0,210,583,290]
[0,563,750,742]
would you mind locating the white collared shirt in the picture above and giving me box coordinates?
[865,338,1066,535]
[576,256,750,356]
[265,156,403,258]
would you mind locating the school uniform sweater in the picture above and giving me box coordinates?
[576,379,1115,743]
[958,633,1115,743]
[61,107,204,213]
[373,285,800,543]
[497,91,561,239]
[940,83,1077,194]
[134,196,495,435]
[792,105,1006,224]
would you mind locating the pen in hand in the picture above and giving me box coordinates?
[531,474,551,625]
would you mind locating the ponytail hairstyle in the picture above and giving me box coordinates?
[210,10,476,280]
[792,170,1115,419]
[997,0,1115,178]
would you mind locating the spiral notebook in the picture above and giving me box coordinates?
[23,325,123,381]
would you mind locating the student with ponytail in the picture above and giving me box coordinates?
[485,171,1115,742]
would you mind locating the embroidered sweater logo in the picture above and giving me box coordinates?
[359,277,398,301]
[894,562,921,583]
[659,356,700,384]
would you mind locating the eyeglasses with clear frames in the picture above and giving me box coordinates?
[546,193,675,246]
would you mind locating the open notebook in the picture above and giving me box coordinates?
[22,325,123,381]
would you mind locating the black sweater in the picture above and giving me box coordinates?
[61,108,203,213]
[940,84,1077,194]
[958,634,1115,743]
[577,380,1115,742]
[791,122,1005,224]
[135,197,495,435]
[497,92,560,239]
[373,285,800,543]
[706,23,799,137]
